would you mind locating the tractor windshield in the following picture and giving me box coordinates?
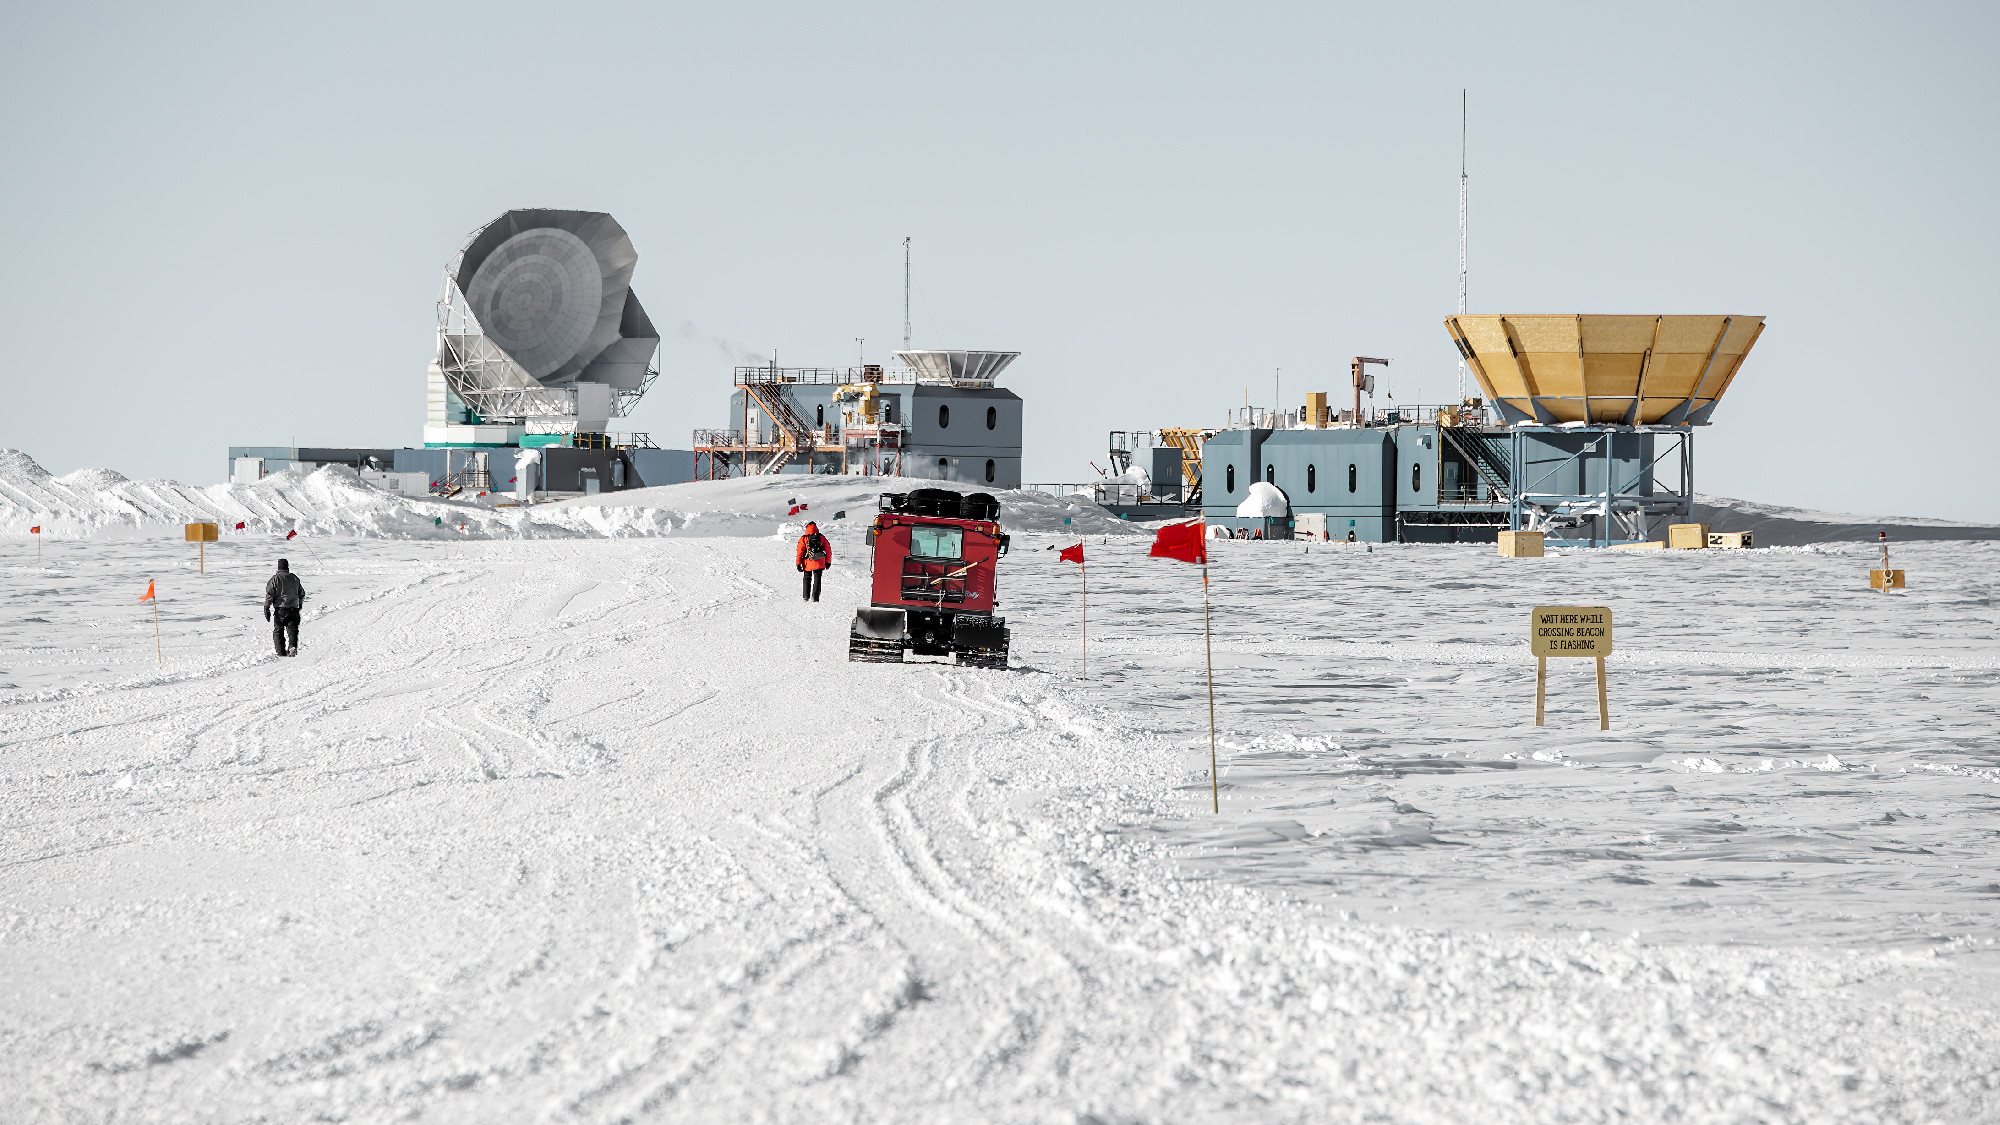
[908,526,964,559]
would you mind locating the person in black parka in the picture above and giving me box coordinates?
[265,558,306,656]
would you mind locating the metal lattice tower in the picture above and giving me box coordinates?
[903,237,912,350]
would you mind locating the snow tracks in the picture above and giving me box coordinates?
[1,538,1996,1123]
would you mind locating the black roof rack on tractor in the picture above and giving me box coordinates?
[879,489,1001,522]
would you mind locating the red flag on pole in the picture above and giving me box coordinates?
[29,526,39,534]
[1058,543,1084,564]
[1148,520,1207,564]
[139,580,155,602]
[1150,518,1218,813]
[286,530,297,540]
[787,505,802,516]
[234,522,246,530]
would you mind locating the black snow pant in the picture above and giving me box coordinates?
[272,608,300,655]
[801,569,822,602]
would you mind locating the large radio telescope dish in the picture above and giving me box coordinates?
[436,209,660,423]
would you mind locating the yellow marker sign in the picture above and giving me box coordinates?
[1531,606,1612,657]
[1531,606,1612,729]
[184,522,220,574]
[1869,569,1905,589]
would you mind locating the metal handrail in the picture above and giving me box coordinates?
[736,365,898,386]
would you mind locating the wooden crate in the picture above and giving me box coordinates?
[1707,531,1754,549]
[1497,530,1544,558]
[1667,523,1710,549]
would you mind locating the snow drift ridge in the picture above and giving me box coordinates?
[0,450,1140,540]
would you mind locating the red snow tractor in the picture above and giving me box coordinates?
[849,488,1011,668]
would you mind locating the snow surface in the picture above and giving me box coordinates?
[2,462,1999,1122]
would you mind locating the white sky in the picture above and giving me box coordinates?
[4,2,1995,520]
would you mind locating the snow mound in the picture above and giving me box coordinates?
[57,467,130,490]
[0,448,53,482]
[548,474,1141,537]
[1235,480,1289,517]
[0,450,1144,540]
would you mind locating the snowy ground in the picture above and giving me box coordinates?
[3,505,1998,1121]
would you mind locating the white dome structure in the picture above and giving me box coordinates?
[1235,480,1290,518]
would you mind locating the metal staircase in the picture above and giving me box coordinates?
[1157,427,1215,507]
[745,383,816,475]
[1440,426,1511,499]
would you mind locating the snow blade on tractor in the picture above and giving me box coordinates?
[849,489,1011,669]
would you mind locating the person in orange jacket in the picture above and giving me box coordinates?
[795,521,832,602]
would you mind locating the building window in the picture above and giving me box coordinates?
[1348,464,1357,493]
[1307,464,1316,492]
[986,406,997,430]
[1226,465,1236,493]
[984,459,995,483]
[816,404,825,425]
[1411,463,1421,491]
[938,457,949,478]
[939,404,950,428]
[884,402,896,423]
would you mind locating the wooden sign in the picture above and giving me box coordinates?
[1531,606,1611,729]
[184,521,219,574]
[1532,606,1611,656]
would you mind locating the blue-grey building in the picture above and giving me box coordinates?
[695,351,1025,489]
[1201,418,1688,545]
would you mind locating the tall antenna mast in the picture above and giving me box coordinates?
[903,237,912,350]
[1457,89,1469,404]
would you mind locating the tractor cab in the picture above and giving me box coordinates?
[848,488,1011,668]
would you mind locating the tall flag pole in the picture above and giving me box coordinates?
[1201,557,1215,813]
[1148,519,1217,813]
[1058,542,1086,677]
[31,525,41,565]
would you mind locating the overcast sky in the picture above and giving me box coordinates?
[4,2,1995,520]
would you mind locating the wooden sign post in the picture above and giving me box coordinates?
[1531,606,1613,729]
[184,522,219,573]
[1869,530,1904,591]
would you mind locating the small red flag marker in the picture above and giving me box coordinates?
[140,580,161,662]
